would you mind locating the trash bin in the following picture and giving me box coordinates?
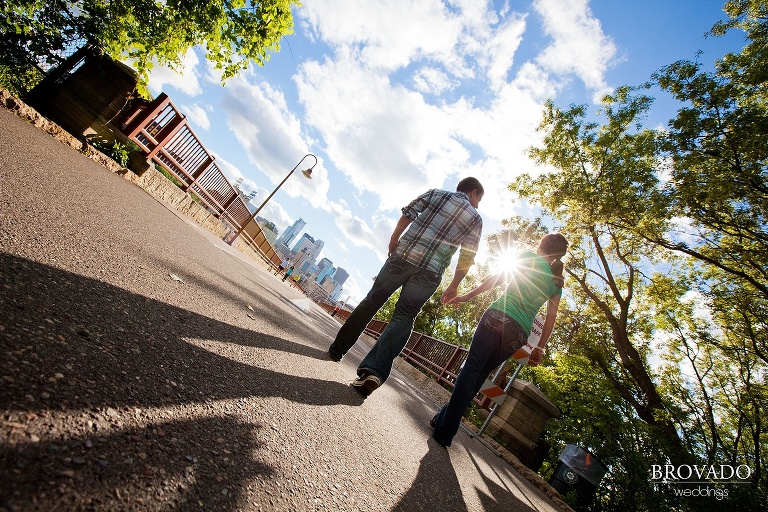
[549,444,608,507]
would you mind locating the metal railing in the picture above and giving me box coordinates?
[359,319,494,410]
[317,302,352,321]
[402,331,467,389]
[121,93,281,267]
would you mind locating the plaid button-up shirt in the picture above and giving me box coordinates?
[395,189,483,274]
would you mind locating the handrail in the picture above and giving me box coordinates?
[362,319,494,410]
[121,92,283,269]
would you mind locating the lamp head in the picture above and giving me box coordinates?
[302,169,313,179]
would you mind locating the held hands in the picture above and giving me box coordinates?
[441,285,462,305]
[442,293,469,306]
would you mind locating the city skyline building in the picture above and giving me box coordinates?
[321,278,337,294]
[292,233,315,261]
[332,267,349,287]
[264,216,348,300]
[303,262,320,279]
[316,259,334,283]
[306,239,324,265]
[317,257,332,272]
[277,218,305,247]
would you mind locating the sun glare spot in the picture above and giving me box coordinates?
[493,250,521,274]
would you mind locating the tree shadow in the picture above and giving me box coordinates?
[0,253,363,510]
[2,416,269,511]
[0,253,361,412]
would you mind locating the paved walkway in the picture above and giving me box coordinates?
[0,105,568,511]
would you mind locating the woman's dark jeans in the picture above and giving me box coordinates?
[432,309,527,447]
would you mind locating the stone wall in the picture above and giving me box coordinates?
[130,166,231,239]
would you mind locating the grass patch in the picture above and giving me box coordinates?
[155,164,204,205]
[155,164,184,188]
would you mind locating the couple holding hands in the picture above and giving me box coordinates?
[327,177,567,448]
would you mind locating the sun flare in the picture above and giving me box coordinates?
[493,249,522,275]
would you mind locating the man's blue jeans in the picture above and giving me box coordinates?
[328,255,441,382]
[432,309,527,447]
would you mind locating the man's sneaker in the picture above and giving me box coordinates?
[327,349,342,362]
[351,373,381,396]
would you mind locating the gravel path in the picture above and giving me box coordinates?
[0,106,567,512]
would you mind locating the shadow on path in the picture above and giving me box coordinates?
[466,449,542,512]
[3,416,269,511]
[0,253,362,510]
[392,438,468,511]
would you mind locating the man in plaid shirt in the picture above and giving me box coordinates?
[328,177,484,397]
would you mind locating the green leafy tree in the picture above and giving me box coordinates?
[0,61,43,98]
[516,3,768,503]
[1,0,297,95]
[519,88,693,466]
[650,269,767,510]
[646,4,766,494]
[646,2,768,367]
[532,352,675,512]
[518,87,767,510]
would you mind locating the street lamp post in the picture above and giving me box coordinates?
[227,153,317,245]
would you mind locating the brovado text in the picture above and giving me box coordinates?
[651,464,752,482]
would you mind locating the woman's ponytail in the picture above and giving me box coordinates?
[538,233,568,289]
[551,258,564,288]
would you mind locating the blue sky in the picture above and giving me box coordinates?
[145,0,744,305]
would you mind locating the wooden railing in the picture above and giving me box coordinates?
[120,93,281,268]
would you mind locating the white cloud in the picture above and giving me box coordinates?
[147,48,203,97]
[533,0,617,102]
[320,200,378,254]
[212,153,294,228]
[334,238,349,253]
[512,62,558,101]
[299,0,465,72]
[482,12,527,91]
[412,67,456,95]
[346,270,375,304]
[182,103,211,131]
[213,154,253,190]
[291,2,568,221]
[295,55,469,211]
[259,201,295,232]
[219,74,331,208]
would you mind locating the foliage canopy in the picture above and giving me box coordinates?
[0,0,298,96]
[512,1,767,509]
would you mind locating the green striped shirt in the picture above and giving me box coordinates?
[489,251,562,334]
